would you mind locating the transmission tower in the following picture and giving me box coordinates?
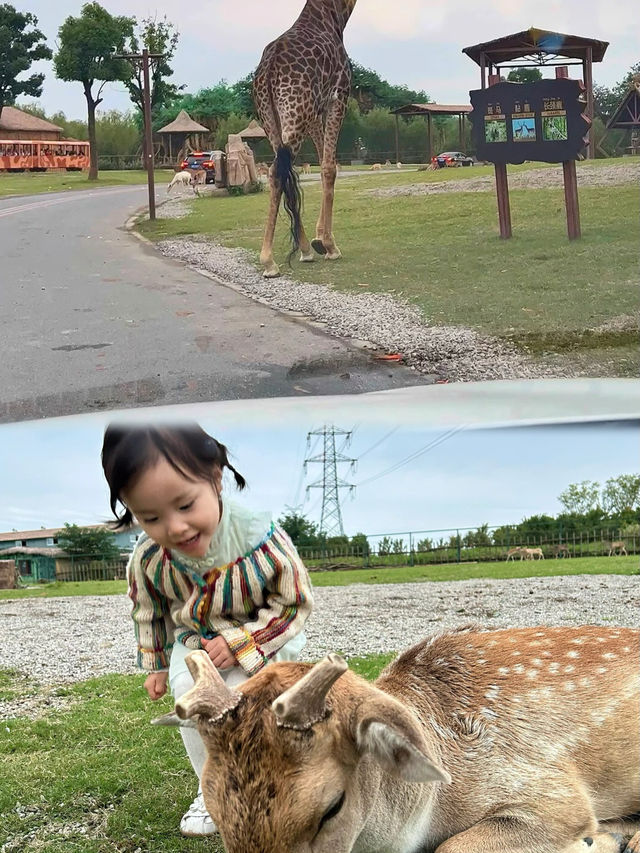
[305,426,356,537]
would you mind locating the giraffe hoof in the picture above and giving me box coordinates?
[300,251,315,263]
[311,238,327,256]
[263,267,281,279]
[324,249,342,261]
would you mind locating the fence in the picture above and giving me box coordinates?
[298,525,639,571]
[56,557,128,583]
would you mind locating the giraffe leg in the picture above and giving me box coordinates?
[315,99,346,260]
[260,166,283,278]
[308,120,327,254]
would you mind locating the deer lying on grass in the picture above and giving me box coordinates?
[155,625,640,853]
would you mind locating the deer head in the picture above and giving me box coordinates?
[155,650,449,853]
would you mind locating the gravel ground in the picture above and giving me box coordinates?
[153,215,555,383]
[1,573,638,720]
[369,161,640,198]
[149,163,638,382]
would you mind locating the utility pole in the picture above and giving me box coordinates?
[113,48,164,220]
[305,426,356,537]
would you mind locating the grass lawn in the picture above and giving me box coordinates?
[138,157,640,376]
[0,168,173,198]
[1,555,636,601]
[0,652,392,853]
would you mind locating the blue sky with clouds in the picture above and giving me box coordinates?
[15,0,638,122]
[0,410,637,538]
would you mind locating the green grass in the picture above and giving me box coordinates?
[0,652,391,852]
[0,169,173,198]
[2,555,636,600]
[137,157,640,376]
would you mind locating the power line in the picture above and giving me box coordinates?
[355,426,466,487]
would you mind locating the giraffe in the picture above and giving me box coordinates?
[253,0,357,278]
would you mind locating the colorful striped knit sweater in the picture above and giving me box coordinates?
[127,513,313,677]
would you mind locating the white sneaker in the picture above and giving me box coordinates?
[180,790,219,837]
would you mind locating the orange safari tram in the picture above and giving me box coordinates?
[0,139,90,173]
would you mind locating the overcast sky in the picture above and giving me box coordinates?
[0,408,637,539]
[16,0,638,121]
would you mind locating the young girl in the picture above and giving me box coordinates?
[101,422,314,838]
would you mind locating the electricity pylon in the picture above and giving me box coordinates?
[305,426,356,537]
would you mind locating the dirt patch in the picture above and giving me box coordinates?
[369,162,640,198]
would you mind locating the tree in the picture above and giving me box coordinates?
[558,481,601,516]
[277,509,322,547]
[0,4,52,122]
[349,61,429,113]
[54,3,133,180]
[506,68,543,84]
[594,61,640,121]
[122,16,182,121]
[57,523,121,559]
[601,474,640,515]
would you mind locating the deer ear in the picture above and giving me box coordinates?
[353,692,451,784]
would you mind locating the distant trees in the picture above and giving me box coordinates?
[54,2,133,179]
[0,4,52,122]
[57,523,121,560]
[506,68,542,84]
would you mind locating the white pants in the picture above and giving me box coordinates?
[168,632,306,780]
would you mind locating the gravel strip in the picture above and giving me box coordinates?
[1,573,638,719]
[368,162,640,198]
[154,233,556,382]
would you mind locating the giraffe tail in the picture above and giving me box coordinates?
[275,145,303,262]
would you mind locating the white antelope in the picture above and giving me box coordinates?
[167,170,194,193]
[156,625,640,853]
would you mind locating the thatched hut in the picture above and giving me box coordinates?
[157,109,210,164]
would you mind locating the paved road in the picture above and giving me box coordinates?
[0,185,427,423]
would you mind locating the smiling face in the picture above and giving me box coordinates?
[122,455,222,558]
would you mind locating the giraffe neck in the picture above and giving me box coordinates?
[297,0,357,35]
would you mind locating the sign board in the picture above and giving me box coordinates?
[469,79,591,164]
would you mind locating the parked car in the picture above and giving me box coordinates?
[433,151,474,168]
[179,151,216,183]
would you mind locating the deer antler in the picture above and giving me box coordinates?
[271,653,348,730]
[175,650,243,722]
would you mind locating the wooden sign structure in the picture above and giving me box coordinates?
[462,27,608,240]
[469,74,591,239]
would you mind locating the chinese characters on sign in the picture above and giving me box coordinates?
[470,79,590,164]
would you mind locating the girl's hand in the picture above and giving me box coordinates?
[144,670,169,700]
[202,636,237,670]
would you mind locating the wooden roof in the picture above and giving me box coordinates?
[607,79,640,128]
[0,105,63,134]
[238,119,266,138]
[157,109,209,134]
[462,27,609,65]
[391,103,473,117]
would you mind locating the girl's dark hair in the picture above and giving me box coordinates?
[101,422,246,529]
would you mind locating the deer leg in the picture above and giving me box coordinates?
[435,820,630,853]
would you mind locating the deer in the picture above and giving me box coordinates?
[370,163,382,170]
[521,547,545,560]
[505,546,523,561]
[154,625,640,853]
[552,544,571,559]
[301,162,312,175]
[606,541,628,557]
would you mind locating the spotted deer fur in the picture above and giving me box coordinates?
[158,625,640,853]
[252,0,357,277]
